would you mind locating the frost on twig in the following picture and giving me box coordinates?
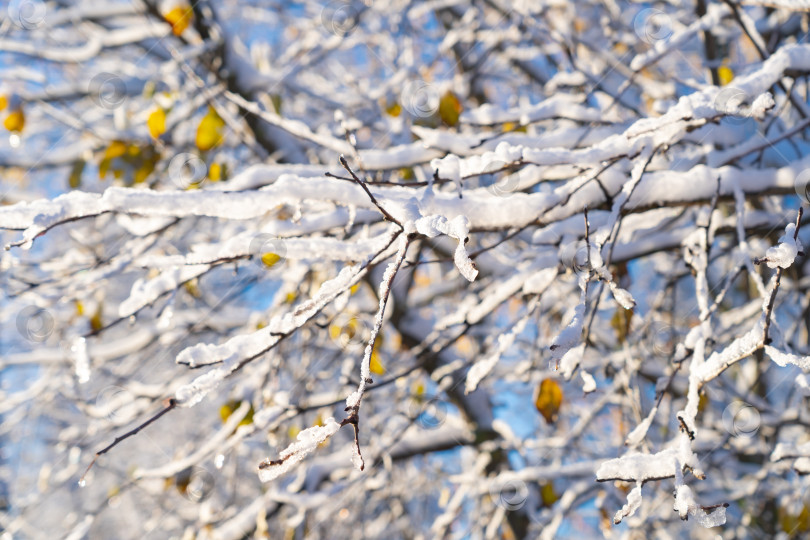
[343,235,411,472]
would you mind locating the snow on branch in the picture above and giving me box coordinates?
[764,346,810,371]
[460,93,609,126]
[258,418,342,483]
[10,3,810,537]
[629,4,730,71]
[596,436,700,485]
[465,294,543,394]
[175,237,395,370]
[612,483,642,524]
[756,222,804,269]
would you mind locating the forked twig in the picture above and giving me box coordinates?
[333,155,403,228]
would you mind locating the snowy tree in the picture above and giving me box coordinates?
[3,0,810,538]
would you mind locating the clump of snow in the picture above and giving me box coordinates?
[431,154,462,195]
[580,370,596,394]
[762,222,803,269]
[625,407,657,448]
[351,441,364,471]
[673,484,727,527]
[550,301,586,373]
[750,92,775,120]
[411,214,478,281]
[559,343,584,379]
[796,374,810,397]
[610,285,636,310]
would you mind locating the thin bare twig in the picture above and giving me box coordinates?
[337,155,403,228]
[80,398,178,485]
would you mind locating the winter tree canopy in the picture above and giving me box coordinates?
[3,0,810,538]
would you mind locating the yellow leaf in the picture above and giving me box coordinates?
[103,140,128,161]
[4,109,25,132]
[780,503,810,534]
[184,278,200,298]
[270,94,282,114]
[385,101,402,117]
[98,159,111,179]
[285,291,297,304]
[350,283,360,295]
[610,307,633,344]
[370,349,385,375]
[196,106,225,151]
[165,6,193,36]
[539,482,558,507]
[535,378,563,424]
[208,162,221,182]
[75,300,85,316]
[219,400,255,426]
[0,95,7,111]
[718,65,734,86]
[68,160,85,189]
[133,160,155,184]
[697,392,709,414]
[147,108,166,139]
[219,400,235,422]
[502,121,527,133]
[288,425,300,439]
[261,252,281,268]
[90,303,103,333]
[438,91,462,127]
